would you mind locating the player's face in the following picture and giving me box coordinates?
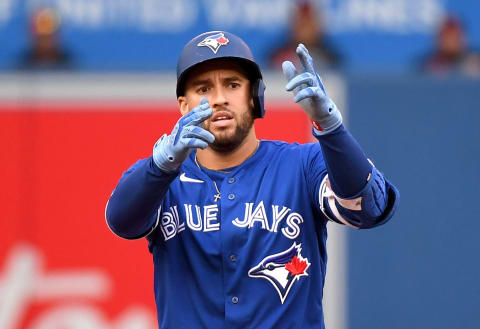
[179,59,254,152]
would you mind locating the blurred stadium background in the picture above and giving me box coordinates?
[1,1,479,328]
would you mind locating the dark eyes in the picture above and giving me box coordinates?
[197,86,210,94]
[196,83,240,94]
[266,264,275,270]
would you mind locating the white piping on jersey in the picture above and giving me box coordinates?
[319,175,359,229]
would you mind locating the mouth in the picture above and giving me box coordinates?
[210,111,233,127]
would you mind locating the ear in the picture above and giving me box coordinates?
[178,96,189,116]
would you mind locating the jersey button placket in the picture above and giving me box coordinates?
[220,175,241,323]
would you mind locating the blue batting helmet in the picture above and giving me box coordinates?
[176,31,266,119]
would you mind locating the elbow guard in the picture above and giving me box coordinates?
[320,167,392,229]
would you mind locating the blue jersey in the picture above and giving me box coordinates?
[106,140,398,329]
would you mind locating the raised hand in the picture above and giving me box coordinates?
[282,44,342,135]
[153,98,215,172]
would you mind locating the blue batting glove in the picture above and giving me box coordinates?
[153,98,215,172]
[282,44,342,136]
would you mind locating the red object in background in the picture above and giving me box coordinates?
[0,102,310,329]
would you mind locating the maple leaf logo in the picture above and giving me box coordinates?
[285,255,308,275]
[197,32,230,54]
[217,36,229,44]
[248,243,311,304]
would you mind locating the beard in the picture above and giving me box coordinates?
[205,107,254,153]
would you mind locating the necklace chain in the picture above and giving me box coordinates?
[213,181,221,202]
[194,140,260,202]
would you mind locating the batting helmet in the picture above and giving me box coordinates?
[176,31,266,119]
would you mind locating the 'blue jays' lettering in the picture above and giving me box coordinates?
[159,201,304,241]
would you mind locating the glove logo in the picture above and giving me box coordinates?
[248,243,310,304]
[197,32,229,54]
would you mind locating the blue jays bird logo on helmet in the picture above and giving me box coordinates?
[248,243,310,304]
[197,32,230,54]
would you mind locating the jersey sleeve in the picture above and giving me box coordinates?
[105,157,178,240]
[301,143,328,215]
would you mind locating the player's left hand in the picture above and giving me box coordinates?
[282,44,342,135]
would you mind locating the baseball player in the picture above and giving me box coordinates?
[106,31,399,328]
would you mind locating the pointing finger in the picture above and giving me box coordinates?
[296,44,315,74]
[191,98,210,115]
[188,107,213,126]
[180,101,212,126]
[190,98,212,125]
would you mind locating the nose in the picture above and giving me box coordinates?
[210,86,228,109]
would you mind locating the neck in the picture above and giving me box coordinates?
[196,128,259,170]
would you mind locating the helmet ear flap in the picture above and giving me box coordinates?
[252,79,266,119]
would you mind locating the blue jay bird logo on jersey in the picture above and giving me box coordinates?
[197,32,229,54]
[248,243,310,304]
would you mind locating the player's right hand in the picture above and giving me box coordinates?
[152,98,215,172]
